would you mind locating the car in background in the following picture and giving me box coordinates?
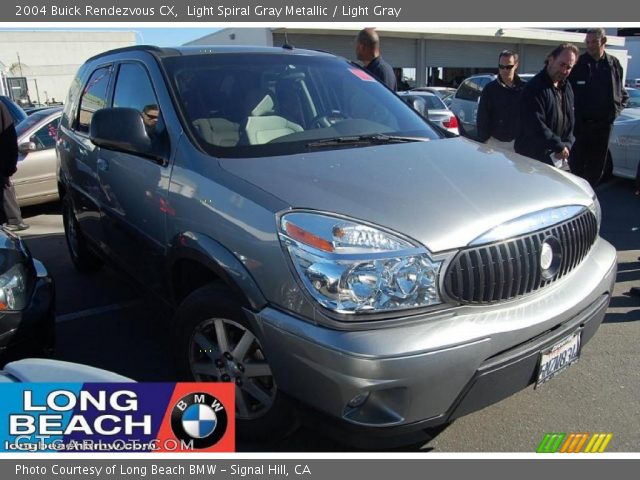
[607,107,640,181]
[625,87,640,108]
[411,86,456,100]
[14,107,62,207]
[0,96,28,125]
[0,228,55,366]
[398,91,459,134]
[0,358,133,382]
[448,74,495,140]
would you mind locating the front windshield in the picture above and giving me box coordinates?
[162,52,440,157]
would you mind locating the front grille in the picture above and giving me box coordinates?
[444,209,598,304]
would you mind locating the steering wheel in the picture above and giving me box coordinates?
[311,112,346,129]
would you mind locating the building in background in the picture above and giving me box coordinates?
[0,30,136,106]
[187,27,628,88]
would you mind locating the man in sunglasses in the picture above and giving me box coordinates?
[569,28,629,187]
[476,49,525,152]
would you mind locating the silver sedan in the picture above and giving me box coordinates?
[607,107,640,181]
[13,107,62,206]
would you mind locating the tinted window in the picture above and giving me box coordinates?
[30,118,60,150]
[112,62,167,150]
[162,53,440,158]
[16,110,55,137]
[77,67,112,134]
[455,78,484,102]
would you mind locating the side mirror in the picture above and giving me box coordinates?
[18,141,37,153]
[90,108,153,157]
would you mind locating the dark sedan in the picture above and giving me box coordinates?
[0,227,55,365]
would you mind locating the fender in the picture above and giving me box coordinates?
[167,231,267,311]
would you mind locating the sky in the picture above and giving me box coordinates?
[136,28,220,46]
[0,27,220,47]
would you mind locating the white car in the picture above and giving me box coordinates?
[0,358,134,383]
[14,107,62,207]
[607,107,640,180]
[398,91,460,134]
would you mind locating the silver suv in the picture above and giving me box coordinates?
[57,46,616,445]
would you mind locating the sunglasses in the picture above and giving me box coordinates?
[498,64,515,70]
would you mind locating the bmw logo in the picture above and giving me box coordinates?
[171,392,228,449]
[539,237,562,280]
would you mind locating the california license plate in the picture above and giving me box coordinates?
[536,332,581,388]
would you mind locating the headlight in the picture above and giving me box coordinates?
[0,263,29,311]
[278,212,442,315]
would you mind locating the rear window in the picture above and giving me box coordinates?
[162,53,440,158]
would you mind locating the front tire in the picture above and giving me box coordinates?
[175,283,298,441]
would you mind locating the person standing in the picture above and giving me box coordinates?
[569,28,629,186]
[476,49,525,152]
[0,101,19,229]
[355,28,397,91]
[515,44,578,167]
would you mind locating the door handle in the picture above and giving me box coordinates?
[97,158,109,172]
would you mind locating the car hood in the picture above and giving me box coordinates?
[218,137,594,252]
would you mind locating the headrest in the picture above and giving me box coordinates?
[245,89,275,117]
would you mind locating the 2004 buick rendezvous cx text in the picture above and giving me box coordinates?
[56,45,616,445]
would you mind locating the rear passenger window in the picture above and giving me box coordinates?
[455,78,483,102]
[77,67,112,134]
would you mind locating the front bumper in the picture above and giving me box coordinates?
[252,238,617,432]
[0,259,55,364]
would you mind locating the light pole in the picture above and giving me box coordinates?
[33,78,41,105]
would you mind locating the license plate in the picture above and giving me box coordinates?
[535,332,581,388]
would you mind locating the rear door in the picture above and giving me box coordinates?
[97,60,173,293]
[61,65,114,248]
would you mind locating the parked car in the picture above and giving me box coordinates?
[411,86,456,100]
[58,45,616,446]
[607,107,640,180]
[398,91,459,134]
[625,87,640,108]
[0,358,133,383]
[0,227,55,366]
[0,96,28,125]
[14,107,62,207]
[449,74,495,140]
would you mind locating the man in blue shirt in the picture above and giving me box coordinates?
[355,28,397,91]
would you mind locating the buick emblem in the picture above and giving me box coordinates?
[540,237,562,279]
[540,242,554,271]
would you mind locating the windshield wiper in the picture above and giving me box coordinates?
[306,134,428,149]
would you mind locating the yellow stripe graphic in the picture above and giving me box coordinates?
[584,434,598,453]
[598,434,613,453]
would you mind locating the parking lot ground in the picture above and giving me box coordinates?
[15,176,640,452]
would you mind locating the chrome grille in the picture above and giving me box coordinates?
[444,209,598,304]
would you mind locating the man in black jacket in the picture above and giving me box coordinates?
[477,50,525,152]
[0,101,18,226]
[569,28,629,186]
[515,44,578,167]
[355,28,397,91]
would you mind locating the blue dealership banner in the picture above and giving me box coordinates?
[0,383,234,452]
